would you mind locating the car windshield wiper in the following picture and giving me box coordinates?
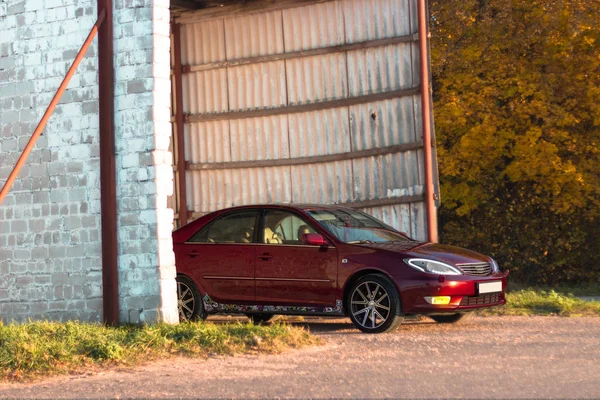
[347,240,375,244]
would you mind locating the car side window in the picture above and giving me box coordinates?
[263,210,316,245]
[188,210,258,244]
[188,225,209,242]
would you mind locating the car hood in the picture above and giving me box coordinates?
[358,242,490,266]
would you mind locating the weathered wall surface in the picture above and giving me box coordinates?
[113,0,178,324]
[0,0,103,322]
[173,0,431,241]
[0,0,178,323]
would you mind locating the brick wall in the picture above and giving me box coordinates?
[0,0,103,322]
[113,0,177,324]
[0,0,178,323]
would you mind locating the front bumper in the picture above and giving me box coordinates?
[396,271,508,314]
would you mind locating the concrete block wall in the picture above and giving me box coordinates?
[0,0,103,322]
[0,0,178,324]
[113,0,178,324]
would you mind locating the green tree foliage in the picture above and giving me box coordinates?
[429,0,600,284]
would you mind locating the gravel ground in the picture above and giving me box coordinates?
[1,316,599,399]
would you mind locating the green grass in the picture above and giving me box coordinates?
[479,289,600,316]
[0,320,318,382]
[507,281,600,297]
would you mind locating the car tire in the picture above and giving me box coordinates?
[347,274,403,333]
[247,313,274,324]
[429,313,470,324]
[176,275,207,322]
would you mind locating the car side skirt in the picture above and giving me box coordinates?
[202,294,345,316]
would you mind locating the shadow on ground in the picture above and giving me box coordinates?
[207,314,439,334]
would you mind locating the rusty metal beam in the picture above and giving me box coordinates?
[183,34,418,73]
[186,87,420,123]
[172,22,188,227]
[0,10,106,207]
[345,195,424,209]
[188,142,424,171]
[171,0,203,10]
[172,0,252,9]
[98,0,119,326]
[417,0,438,243]
[174,0,330,22]
[186,194,425,220]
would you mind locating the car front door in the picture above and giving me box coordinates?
[182,209,258,303]
[255,209,337,306]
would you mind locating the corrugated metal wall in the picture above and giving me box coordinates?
[172,0,434,240]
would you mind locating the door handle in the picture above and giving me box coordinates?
[258,253,273,260]
[188,251,199,258]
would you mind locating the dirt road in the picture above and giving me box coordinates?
[1,316,599,398]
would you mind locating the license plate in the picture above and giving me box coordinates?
[478,281,502,294]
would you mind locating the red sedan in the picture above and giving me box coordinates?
[172,204,508,333]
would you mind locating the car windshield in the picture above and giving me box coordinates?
[306,209,413,244]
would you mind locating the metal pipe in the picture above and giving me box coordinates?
[97,0,119,326]
[172,22,188,227]
[417,0,439,243]
[0,9,107,207]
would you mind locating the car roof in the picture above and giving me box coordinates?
[217,203,357,212]
[172,203,359,240]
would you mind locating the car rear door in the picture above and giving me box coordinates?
[181,209,259,303]
[255,209,337,306]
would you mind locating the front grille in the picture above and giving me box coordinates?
[460,293,501,306]
[457,262,492,276]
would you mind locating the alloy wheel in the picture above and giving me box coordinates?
[177,281,196,321]
[350,281,391,329]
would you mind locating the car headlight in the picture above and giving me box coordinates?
[404,258,463,275]
[490,258,500,273]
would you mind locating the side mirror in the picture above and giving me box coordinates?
[302,233,326,246]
